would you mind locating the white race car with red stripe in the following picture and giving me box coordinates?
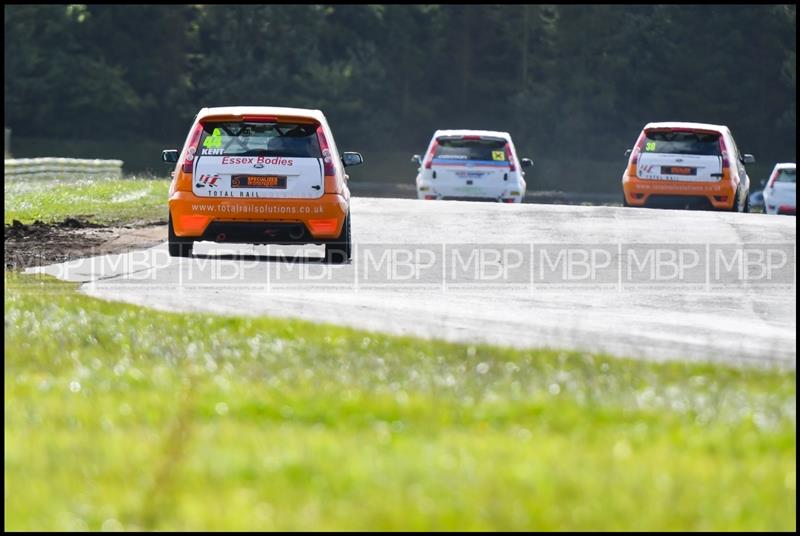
[412,129,533,203]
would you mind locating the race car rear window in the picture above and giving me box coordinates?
[198,122,322,158]
[434,138,507,161]
[775,168,796,183]
[643,131,722,156]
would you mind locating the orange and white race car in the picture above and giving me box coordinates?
[162,106,362,262]
[622,122,754,211]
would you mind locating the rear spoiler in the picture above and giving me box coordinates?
[436,135,507,143]
[645,127,722,136]
[198,113,319,125]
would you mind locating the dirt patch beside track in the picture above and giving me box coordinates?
[5,218,166,270]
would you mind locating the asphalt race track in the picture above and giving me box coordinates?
[30,197,796,369]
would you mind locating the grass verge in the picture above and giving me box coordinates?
[4,273,796,530]
[4,176,170,225]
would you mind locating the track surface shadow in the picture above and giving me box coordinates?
[191,253,329,264]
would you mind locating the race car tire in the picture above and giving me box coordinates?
[325,210,351,264]
[168,212,193,258]
[729,187,743,212]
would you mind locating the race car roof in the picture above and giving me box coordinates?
[644,121,728,133]
[434,129,512,140]
[197,106,326,123]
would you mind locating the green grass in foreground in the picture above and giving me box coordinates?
[4,273,796,531]
[4,176,170,225]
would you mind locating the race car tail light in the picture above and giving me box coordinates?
[316,125,336,176]
[629,131,647,173]
[504,143,516,171]
[462,135,481,140]
[424,140,439,169]
[179,214,210,234]
[181,123,204,175]
[766,169,780,189]
[307,218,339,235]
[424,195,437,200]
[719,137,730,169]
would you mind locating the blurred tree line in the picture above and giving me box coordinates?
[4,4,796,162]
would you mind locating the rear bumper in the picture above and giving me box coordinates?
[418,192,522,203]
[417,173,524,203]
[766,203,796,215]
[417,186,524,203]
[622,174,735,210]
[763,192,796,215]
[169,191,348,239]
[197,221,327,244]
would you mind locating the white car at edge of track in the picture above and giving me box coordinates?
[762,162,796,215]
[412,129,533,203]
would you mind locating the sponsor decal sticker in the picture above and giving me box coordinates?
[665,166,694,175]
[190,203,324,213]
[221,156,294,166]
[231,175,286,189]
[203,128,223,149]
[195,174,221,188]
[491,150,506,161]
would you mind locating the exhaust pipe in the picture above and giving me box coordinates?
[288,226,304,240]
